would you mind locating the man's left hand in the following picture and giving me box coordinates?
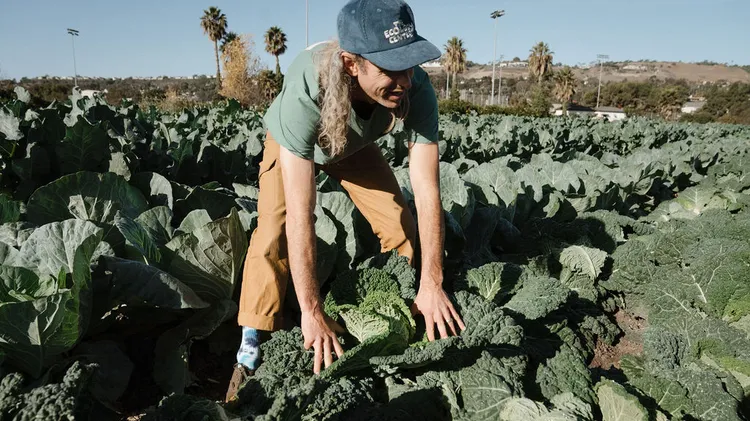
[411,284,466,341]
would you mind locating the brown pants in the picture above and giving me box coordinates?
[237,133,417,331]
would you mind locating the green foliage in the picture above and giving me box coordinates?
[0,194,21,223]
[536,344,595,405]
[571,78,750,125]
[528,84,552,117]
[698,82,750,125]
[438,99,550,117]
[680,111,716,124]
[438,98,481,115]
[656,85,689,120]
[575,79,690,119]
[1,87,750,420]
[500,393,593,420]
[595,379,649,421]
[0,219,103,377]
[0,362,97,421]
[504,276,572,320]
[143,393,230,421]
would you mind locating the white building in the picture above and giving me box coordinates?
[681,101,707,114]
[499,61,528,68]
[623,64,648,71]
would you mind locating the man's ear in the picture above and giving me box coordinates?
[341,52,360,78]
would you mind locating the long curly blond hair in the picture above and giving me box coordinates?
[314,41,410,157]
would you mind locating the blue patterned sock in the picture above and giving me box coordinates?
[236,327,260,370]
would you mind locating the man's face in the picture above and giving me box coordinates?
[345,55,414,109]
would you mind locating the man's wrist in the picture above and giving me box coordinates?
[300,300,323,315]
[419,272,444,291]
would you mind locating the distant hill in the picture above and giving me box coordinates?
[424,61,750,84]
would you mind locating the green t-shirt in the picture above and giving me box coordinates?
[263,41,439,165]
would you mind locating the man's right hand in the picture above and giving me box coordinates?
[301,307,345,374]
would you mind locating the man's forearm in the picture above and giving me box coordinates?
[409,142,445,289]
[414,190,445,288]
[280,149,322,314]
[286,206,321,313]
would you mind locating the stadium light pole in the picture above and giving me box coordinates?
[67,28,80,87]
[596,53,609,109]
[490,10,505,106]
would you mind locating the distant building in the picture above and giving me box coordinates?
[681,101,707,114]
[623,64,648,71]
[499,61,528,68]
[552,103,594,118]
[595,106,627,121]
[551,104,627,121]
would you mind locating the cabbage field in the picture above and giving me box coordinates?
[1,86,750,420]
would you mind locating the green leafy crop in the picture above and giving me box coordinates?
[2,87,750,421]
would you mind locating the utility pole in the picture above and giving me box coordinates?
[490,10,505,106]
[596,53,609,109]
[67,28,80,87]
[305,0,309,47]
[445,67,449,99]
[498,54,504,105]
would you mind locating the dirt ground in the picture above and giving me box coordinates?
[589,309,647,370]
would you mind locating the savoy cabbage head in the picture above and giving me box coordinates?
[0,361,97,421]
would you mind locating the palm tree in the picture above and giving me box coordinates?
[442,37,467,96]
[442,38,459,92]
[265,26,288,76]
[200,6,228,85]
[528,42,554,84]
[220,31,239,55]
[553,67,576,112]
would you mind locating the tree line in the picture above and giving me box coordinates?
[438,36,749,124]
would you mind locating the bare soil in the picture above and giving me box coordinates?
[590,337,643,370]
[589,309,647,370]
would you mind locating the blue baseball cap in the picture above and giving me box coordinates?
[337,0,441,72]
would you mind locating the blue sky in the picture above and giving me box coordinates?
[1,0,747,80]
